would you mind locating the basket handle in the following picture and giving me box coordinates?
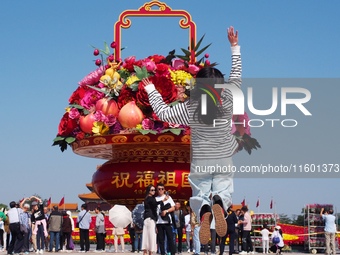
[114,1,197,63]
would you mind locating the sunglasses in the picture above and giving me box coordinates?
[158,188,164,190]
[150,189,155,191]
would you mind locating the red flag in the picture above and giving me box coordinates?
[47,197,51,207]
[241,199,245,207]
[256,199,260,208]
[270,199,273,209]
[58,197,64,207]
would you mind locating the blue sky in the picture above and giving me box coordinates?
[1,0,339,217]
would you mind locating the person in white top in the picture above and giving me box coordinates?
[260,224,270,254]
[7,201,24,255]
[184,211,192,253]
[269,226,284,254]
[155,183,175,255]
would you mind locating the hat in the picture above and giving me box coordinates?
[275,225,281,229]
[31,201,38,206]
[66,211,72,217]
[23,204,30,209]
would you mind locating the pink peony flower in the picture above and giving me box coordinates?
[169,123,181,128]
[68,108,80,119]
[142,118,154,130]
[80,90,104,110]
[171,58,185,69]
[142,58,156,72]
[187,64,200,75]
[106,114,117,126]
[94,110,107,122]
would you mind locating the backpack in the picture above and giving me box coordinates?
[272,235,280,244]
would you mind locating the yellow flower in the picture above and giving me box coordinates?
[126,75,139,87]
[170,70,193,86]
[136,124,143,129]
[92,121,109,135]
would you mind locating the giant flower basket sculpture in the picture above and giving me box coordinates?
[53,1,259,205]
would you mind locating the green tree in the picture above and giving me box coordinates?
[0,203,8,211]
[291,214,304,226]
[279,213,292,224]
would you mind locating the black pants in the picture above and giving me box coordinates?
[128,227,135,252]
[176,227,183,253]
[79,228,90,251]
[8,222,24,254]
[95,233,105,251]
[23,231,30,252]
[242,230,253,252]
[220,230,235,255]
[61,232,71,250]
[157,224,175,255]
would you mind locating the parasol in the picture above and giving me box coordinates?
[109,204,132,228]
[132,203,144,229]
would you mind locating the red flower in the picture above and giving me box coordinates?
[136,76,177,107]
[122,56,142,72]
[58,112,78,136]
[75,131,85,140]
[117,85,136,109]
[69,86,89,104]
[148,54,165,64]
[155,63,170,77]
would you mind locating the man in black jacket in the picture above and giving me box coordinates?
[219,206,238,255]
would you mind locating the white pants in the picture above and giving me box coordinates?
[262,239,269,253]
[189,157,234,222]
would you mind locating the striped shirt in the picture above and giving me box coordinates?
[147,46,242,159]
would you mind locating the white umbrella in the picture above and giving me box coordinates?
[109,204,132,228]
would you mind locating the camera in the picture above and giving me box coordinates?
[165,191,169,196]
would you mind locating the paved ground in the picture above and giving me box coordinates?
[43,244,315,255]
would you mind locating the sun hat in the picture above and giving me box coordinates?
[23,203,30,209]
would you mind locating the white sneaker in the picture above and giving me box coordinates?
[187,250,190,253]
[40,249,44,254]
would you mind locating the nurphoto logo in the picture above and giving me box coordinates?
[200,82,312,128]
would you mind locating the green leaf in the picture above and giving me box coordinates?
[169,128,184,135]
[137,129,157,135]
[69,104,84,110]
[194,34,206,52]
[130,83,139,92]
[87,85,108,96]
[176,55,190,61]
[181,48,191,56]
[103,42,110,55]
[65,137,76,144]
[134,65,149,80]
[161,128,184,135]
[195,43,212,57]
[83,109,90,115]
[53,136,65,142]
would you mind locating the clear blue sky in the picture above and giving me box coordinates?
[1,0,339,217]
